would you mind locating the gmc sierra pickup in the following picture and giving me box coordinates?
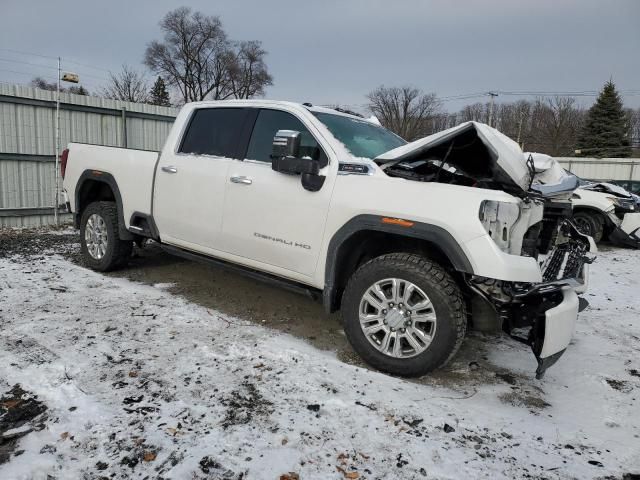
[61,100,594,378]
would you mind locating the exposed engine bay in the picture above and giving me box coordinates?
[376,122,535,196]
[383,158,515,192]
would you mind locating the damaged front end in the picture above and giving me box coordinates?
[376,122,596,377]
[468,218,594,378]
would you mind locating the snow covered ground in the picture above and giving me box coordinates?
[0,230,639,479]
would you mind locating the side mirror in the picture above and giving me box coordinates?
[272,129,301,158]
[271,129,318,176]
[271,129,326,192]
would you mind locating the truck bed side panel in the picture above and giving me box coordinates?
[63,143,158,228]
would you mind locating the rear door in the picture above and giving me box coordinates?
[219,107,336,278]
[153,107,249,251]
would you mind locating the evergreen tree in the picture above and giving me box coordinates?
[577,80,631,157]
[149,77,171,106]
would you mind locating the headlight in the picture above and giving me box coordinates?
[479,200,521,252]
[606,196,635,211]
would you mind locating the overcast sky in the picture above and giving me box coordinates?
[1,0,638,111]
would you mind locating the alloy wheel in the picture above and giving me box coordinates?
[358,278,437,358]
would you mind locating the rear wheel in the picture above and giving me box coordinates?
[80,201,132,271]
[341,253,466,377]
[573,211,604,243]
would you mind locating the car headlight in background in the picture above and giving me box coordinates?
[607,196,635,212]
[479,200,521,252]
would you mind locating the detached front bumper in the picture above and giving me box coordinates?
[608,212,640,248]
[529,287,579,378]
[469,220,594,378]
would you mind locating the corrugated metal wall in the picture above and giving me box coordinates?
[557,158,640,182]
[0,85,178,227]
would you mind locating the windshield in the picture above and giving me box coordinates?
[313,112,406,159]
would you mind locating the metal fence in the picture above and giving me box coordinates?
[556,157,640,193]
[0,85,178,227]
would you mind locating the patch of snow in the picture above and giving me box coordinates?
[366,115,381,126]
[0,246,638,479]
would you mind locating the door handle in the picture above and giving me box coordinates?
[161,166,178,174]
[230,176,252,185]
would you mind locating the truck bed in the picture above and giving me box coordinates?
[63,143,159,228]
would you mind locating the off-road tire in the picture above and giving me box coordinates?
[80,201,132,272]
[341,253,466,377]
[573,211,604,243]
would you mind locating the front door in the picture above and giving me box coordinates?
[153,107,248,252]
[219,108,336,278]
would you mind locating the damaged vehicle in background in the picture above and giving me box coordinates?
[62,102,594,379]
[530,153,640,248]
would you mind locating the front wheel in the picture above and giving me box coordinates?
[573,211,604,243]
[341,253,466,377]
[80,201,132,272]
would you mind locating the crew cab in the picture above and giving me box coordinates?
[61,100,594,378]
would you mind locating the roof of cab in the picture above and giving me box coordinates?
[184,99,365,121]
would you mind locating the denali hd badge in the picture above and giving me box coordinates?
[254,232,311,250]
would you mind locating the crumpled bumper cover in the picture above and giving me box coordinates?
[609,212,640,249]
[530,287,579,379]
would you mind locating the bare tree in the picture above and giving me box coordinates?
[458,102,488,123]
[144,8,273,103]
[495,100,530,144]
[627,108,640,155]
[229,40,273,99]
[366,86,441,140]
[103,65,149,103]
[454,97,584,155]
[524,97,584,156]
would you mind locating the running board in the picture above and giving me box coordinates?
[160,244,322,301]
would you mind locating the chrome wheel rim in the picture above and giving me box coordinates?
[358,278,437,359]
[85,213,108,260]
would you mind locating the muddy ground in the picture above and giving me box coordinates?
[0,228,543,394]
[1,227,639,479]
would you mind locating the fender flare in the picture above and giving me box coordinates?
[323,214,474,312]
[75,170,133,240]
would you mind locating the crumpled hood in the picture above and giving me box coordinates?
[375,121,533,191]
[580,181,632,198]
[528,152,580,198]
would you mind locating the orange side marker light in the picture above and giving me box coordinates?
[381,217,414,228]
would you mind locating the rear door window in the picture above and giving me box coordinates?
[179,108,247,158]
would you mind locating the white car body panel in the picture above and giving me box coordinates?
[317,176,544,286]
[621,212,640,236]
[63,143,158,227]
[573,188,616,213]
[539,287,578,358]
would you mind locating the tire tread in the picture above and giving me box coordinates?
[80,201,132,271]
[342,253,467,376]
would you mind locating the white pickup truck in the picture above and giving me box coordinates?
[61,100,594,378]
